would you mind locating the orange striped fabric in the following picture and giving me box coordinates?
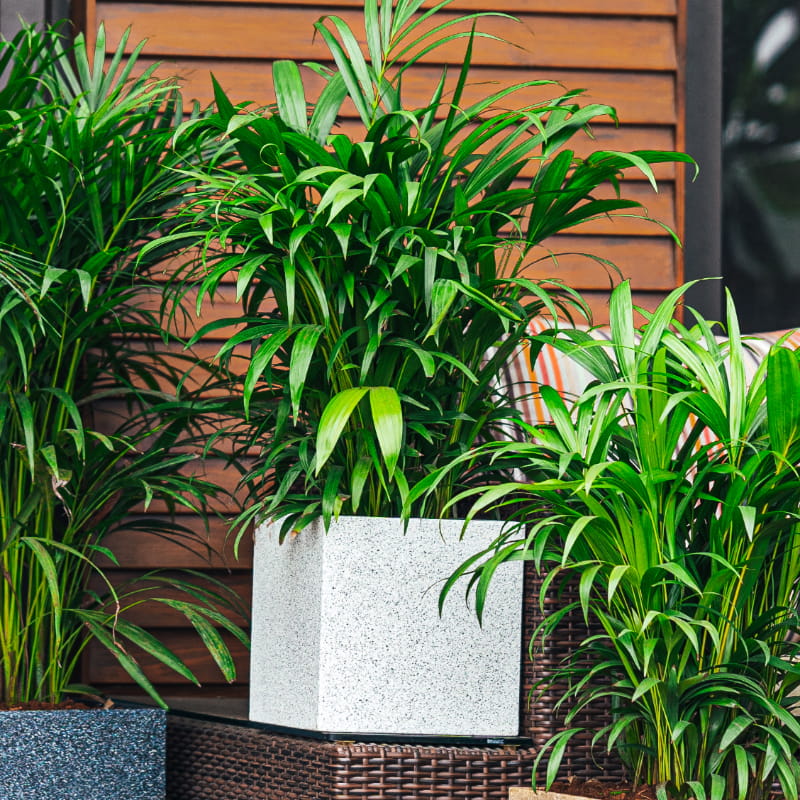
[509,319,800,437]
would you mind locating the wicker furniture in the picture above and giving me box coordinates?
[166,716,535,800]
[165,565,623,800]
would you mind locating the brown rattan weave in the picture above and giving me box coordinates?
[166,563,622,800]
[166,714,536,800]
[520,565,624,781]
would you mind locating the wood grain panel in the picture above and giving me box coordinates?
[102,515,253,569]
[112,339,250,394]
[138,58,677,126]
[95,5,677,71]
[547,183,677,236]
[526,235,677,291]
[90,570,251,627]
[157,0,677,14]
[84,629,250,684]
[121,457,249,516]
[580,290,671,325]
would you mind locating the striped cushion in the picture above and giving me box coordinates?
[508,319,800,430]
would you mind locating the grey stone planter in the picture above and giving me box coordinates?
[0,706,166,800]
[250,516,523,738]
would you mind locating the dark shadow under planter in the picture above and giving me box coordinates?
[0,706,166,800]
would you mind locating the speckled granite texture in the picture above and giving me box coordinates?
[0,707,166,800]
[250,516,523,737]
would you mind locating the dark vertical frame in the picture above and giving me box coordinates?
[683,0,723,319]
[48,0,71,24]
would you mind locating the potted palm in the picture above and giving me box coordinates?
[164,0,693,737]
[0,23,248,799]
[434,281,800,800]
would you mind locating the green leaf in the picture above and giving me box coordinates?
[710,773,725,800]
[607,564,630,603]
[21,538,62,644]
[178,606,237,681]
[42,387,85,455]
[350,456,372,513]
[425,279,458,342]
[687,781,707,800]
[363,0,383,70]
[315,172,364,221]
[242,328,294,416]
[369,386,403,479]
[104,613,199,684]
[322,465,344,528]
[313,15,375,124]
[309,72,348,144]
[544,729,580,789]
[767,345,800,457]
[316,387,369,473]
[732,745,750,800]
[14,392,36,476]
[289,325,324,419]
[272,60,308,133]
[631,676,660,703]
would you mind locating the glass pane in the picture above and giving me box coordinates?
[724,2,800,332]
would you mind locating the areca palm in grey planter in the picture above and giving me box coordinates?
[0,23,248,795]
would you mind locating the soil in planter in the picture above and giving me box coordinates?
[548,779,657,800]
[0,698,96,711]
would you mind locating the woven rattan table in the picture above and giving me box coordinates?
[166,712,536,800]
[165,566,623,800]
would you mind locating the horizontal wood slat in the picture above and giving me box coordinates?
[581,290,672,324]
[528,235,677,291]
[88,570,251,627]
[122,457,250,516]
[149,0,677,14]
[84,629,250,685]
[96,4,678,71]
[139,58,677,126]
[103,516,253,569]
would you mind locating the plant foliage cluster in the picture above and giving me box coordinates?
[434,282,800,800]
[163,0,691,542]
[0,24,247,707]
[9,8,784,798]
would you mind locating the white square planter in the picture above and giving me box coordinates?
[249,516,523,737]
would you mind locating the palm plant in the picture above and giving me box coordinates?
[163,0,694,542]
[0,24,247,707]
[433,281,800,800]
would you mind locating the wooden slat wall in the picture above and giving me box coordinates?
[73,0,687,699]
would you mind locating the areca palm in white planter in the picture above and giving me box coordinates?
[164,0,694,737]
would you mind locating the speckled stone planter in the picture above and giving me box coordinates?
[250,516,523,737]
[0,707,166,800]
